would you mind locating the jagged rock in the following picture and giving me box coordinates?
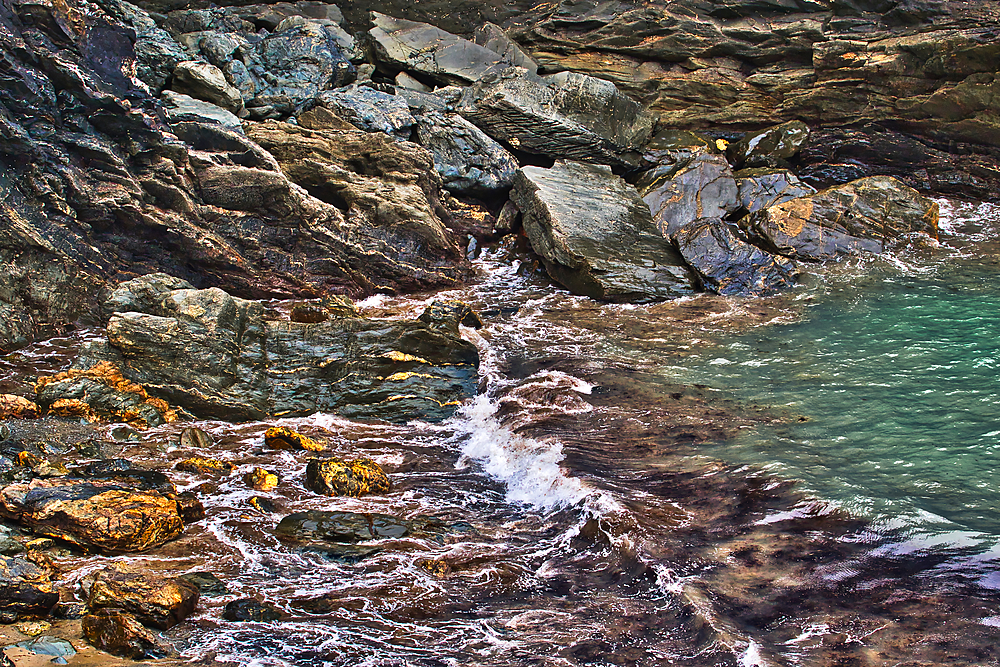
[473,23,538,74]
[672,219,800,296]
[102,273,194,319]
[304,87,415,140]
[96,0,188,93]
[414,110,519,195]
[640,153,739,239]
[289,303,329,323]
[368,12,506,86]
[174,457,234,476]
[244,468,279,492]
[0,554,59,620]
[305,458,390,497]
[81,609,175,659]
[512,161,695,302]
[265,427,325,452]
[395,72,433,92]
[178,427,213,450]
[0,396,39,420]
[160,91,244,132]
[418,300,484,333]
[726,121,811,170]
[740,176,940,262]
[172,61,244,115]
[0,478,184,554]
[735,169,817,214]
[222,598,283,622]
[457,67,655,166]
[86,563,200,630]
[175,492,206,523]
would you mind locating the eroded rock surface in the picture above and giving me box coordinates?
[85,563,200,630]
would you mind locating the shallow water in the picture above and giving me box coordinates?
[3,200,1000,666]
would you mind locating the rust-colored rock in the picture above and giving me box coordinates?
[14,451,42,468]
[0,554,59,620]
[86,562,200,630]
[305,458,391,497]
[82,608,175,659]
[174,456,234,476]
[264,426,325,452]
[175,492,206,523]
[0,395,40,419]
[289,303,329,324]
[46,398,96,421]
[244,467,279,492]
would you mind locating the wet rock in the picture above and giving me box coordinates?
[0,554,59,620]
[276,510,441,544]
[178,427,213,450]
[740,176,940,262]
[512,161,695,302]
[368,13,506,86]
[265,427,325,452]
[672,219,800,296]
[735,169,817,214]
[5,635,75,663]
[414,111,520,195]
[305,458,390,497]
[13,620,50,636]
[0,396,39,420]
[419,558,451,578]
[419,301,484,334]
[640,153,739,239]
[178,571,229,597]
[82,462,176,497]
[175,492,206,523]
[34,362,178,428]
[172,61,244,115]
[222,598,283,622]
[86,563,199,630]
[160,91,244,133]
[304,87,415,140]
[247,496,277,514]
[726,121,811,170]
[81,609,175,659]
[289,303,330,324]
[458,67,654,166]
[174,457,234,476]
[244,468,279,492]
[0,479,184,554]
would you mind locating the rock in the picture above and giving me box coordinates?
[86,563,199,630]
[97,0,188,93]
[178,427,213,450]
[247,496,277,514]
[244,468,279,492]
[265,427,325,452]
[172,61,244,115]
[5,635,75,663]
[46,399,96,422]
[672,219,800,296]
[305,458,390,497]
[276,510,440,544]
[81,609,175,659]
[289,303,329,323]
[102,273,194,319]
[512,161,695,302]
[13,620,50,636]
[0,478,184,554]
[414,110,520,195]
[304,87,415,140]
[740,176,940,262]
[726,121,811,170]
[174,457,234,476]
[34,361,178,428]
[368,13,506,86]
[0,396,39,420]
[419,558,451,578]
[395,72,432,92]
[295,105,360,131]
[222,598,283,622]
[473,23,538,74]
[457,67,655,166]
[735,169,817,214]
[160,91,244,133]
[418,301,484,334]
[322,294,359,318]
[0,555,59,620]
[174,492,206,523]
[197,165,293,213]
[640,153,739,239]
[178,571,229,597]
[82,462,177,497]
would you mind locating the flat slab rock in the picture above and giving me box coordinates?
[512,161,695,302]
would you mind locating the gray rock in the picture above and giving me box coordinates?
[395,72,433,92]
[222,60,257,101]
[512,161,695,302]
[457,67,654,166]
[197,32,245,68]
[414,110,519,194]
[735,169,816,214]
[172,61,244,115]
[641,153,739,238]
[161,91,244,133]
[726,120,811,170]
[672,219,799,296]
[369,12,506,86]
[473,23,538,74]
[307,87,415,139]
[94,0,188,93]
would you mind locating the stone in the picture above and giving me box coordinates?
[264,427,325,452]
[0,555,59,620]
[276,510,438,544]
[726,121,811,170]
[512,161,695,302]
[178,571,229,597]
[414,110,519,195]
[174,457,234,476]
[197,166,293,212]
[160,91,244,133]
[0,478,184,554]
[289,303,329,324]
[244,468,279,492]
[178,427,213,450]
[86,563,199,630]
[672,219,800,296]
[473,23,538,74]
[368,12,506,86]
[395,72,433,92]
[102,273,194,319]
[97,0,188,93]
[6,635,75,663]
[172,61,244,115]
[305,458,390,497]
[640,153,739,239]
[305,87,415,140]
[81,609,175,659]
[175,492,206,523]
[735,169,817,214]
[247,496,277,514]
[13,620,50,636]
[0,396,39,420]
[222,598,283,622]
[457,67,654,166]
[740,176,940,262]
[418,301,484,334]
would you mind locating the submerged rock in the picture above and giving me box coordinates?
[305,458,391,497]
[178,427,213,450]
[512,161,695,302]
[86,563,200,630]
[81,609,175,659]
[223,598,284,622]
[0,554,59,620]
[174,457,234,476]
[740,176,939,262]
[276,510,441,544]
[178,571,229,597]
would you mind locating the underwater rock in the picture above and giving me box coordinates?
[0,397,39,421]
[86,563,200,630]
[81,609,175,659]
[0,554,59,620]
[265,427,325,452]
[222,598,284,622]
[178,571,229,597]
[174,457,235,476]
[178,427,214,450]
[305,458,391,497]
[276,510,437,544]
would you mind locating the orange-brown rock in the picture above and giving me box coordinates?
[0,479,185,554]
[244,467,279,492]
[82,608,175,659]
[174,457,234,476]
[46,398,96,421]
[264,426,325,452]
[305,457,390,497]
[0,395,40,419]
[14,451,42,468]
[86,562,200,630]
[0,553,59,620]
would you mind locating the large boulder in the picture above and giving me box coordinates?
[414,110,519,195]
[740,176,939,262]
[303,87,415,139]
[85,563,199,630]
[0,555,59,620]
[457,67,655,166]
[735,169,817,214]
[512,162,695,302]
[160,91,244,133]
[171,61,244,115]
[305,458,391,497]
[81,609,175,659]
[640,152,739,238]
